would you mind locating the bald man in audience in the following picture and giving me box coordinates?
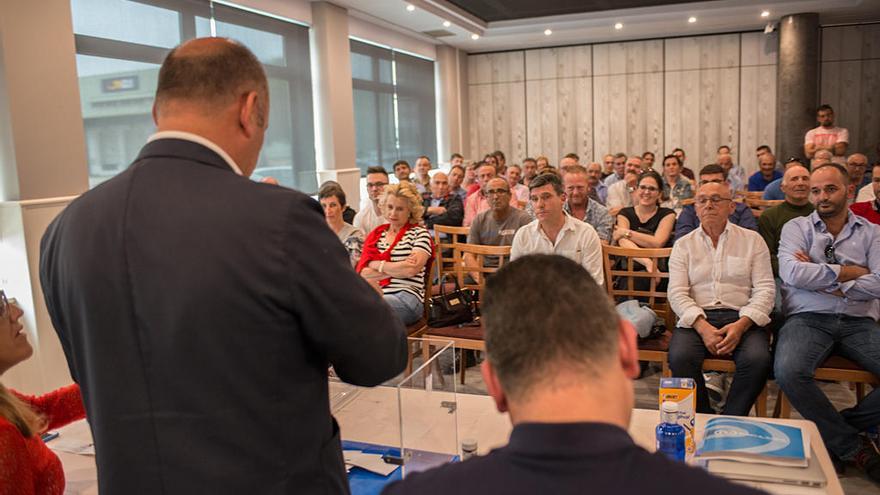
[674,165,757,241]
[668,181,774,416]
[562,165,613,243]
[758,164,814,278]
[775,163,880,481]
[422,172,463,234]
[39,38,406,493]
[383,255,765,495]
[748,152,782,192]
[850,162,880,225]
[464,177,532,280]
[845,153,870,205]
[762,158,807,201]
[717,152,745,193]
[464,163,519,227]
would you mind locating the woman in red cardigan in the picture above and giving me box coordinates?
[0,290,85,495]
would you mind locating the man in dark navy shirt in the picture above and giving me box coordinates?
[382,255,766,495]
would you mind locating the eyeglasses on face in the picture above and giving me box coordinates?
[695,195,732,206]
[638,185,659,192]
[486,188,510,196]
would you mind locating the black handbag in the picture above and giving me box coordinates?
[428,273,475,328]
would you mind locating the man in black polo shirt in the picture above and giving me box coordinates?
[382,255,765,495]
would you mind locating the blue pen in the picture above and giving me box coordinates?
[41,431,59,443]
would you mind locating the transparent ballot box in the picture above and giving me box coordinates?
[329,338,460,493]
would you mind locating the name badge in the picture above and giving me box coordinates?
[499,229,515,236]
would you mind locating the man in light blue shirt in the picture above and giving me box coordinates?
[602,152,627,188]
[774,163,880,481]
[763,158,810,201]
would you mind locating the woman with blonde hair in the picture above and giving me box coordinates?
[357,182,433,325]
[0,291,86,494]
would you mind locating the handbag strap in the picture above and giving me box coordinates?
[438,271,464,298]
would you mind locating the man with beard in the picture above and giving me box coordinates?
[804,104,849,164]
[562,165,612,242]
[775,163,880,481]
[585,162,608,205]
[522,158,538,188]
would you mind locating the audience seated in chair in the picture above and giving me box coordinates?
[850,162,880,225]
[319,183,364,268]
[511,173,604,286]
[448,163,468,202]
[382,255,764,495]
[667,181,774,416]
[757,164,814,278]
[606,158,644,217]
[674,164,757,242]
[464,163,519,227]
[561,164,613,243]
[660,154,694,210]
[422,172,464,234]
[774,163,880,481]
[603,153,628,188]
[357,182,433,326]
[612,170,676,276]
[354,166,390,235]
[506,164,530,206]
[0,292,86,495]
[748,152,782,192]
[585,161,608,205]
[762,158,808,201]
[464,178,531,281]
[717,152,746,194]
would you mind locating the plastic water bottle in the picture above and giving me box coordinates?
[656,401,686,462]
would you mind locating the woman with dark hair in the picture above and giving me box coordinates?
[613,170,677,273]
[660,154,694,211]
[0,291,86,494]
[318,183,364,268]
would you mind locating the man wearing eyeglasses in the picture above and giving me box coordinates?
[463,163,519,227]
[674,165,758,242]
[464,178,532,280]
[354,166,391,235]
[775,163,880,482]
[668,181,774,416]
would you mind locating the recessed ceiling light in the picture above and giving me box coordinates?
[405,3,415,12]
[544,29,552,36]
[761,10,770,18]
[443,20,451,27]
[614,22,623,30]
[471,33,479,40]
[688,16,697,23]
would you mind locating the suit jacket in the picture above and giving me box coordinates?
[422,194,464,230]
[382,423,765,495]
[39,138,407,494]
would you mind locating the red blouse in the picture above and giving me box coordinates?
[0,384,86,495]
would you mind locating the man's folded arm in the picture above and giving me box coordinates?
[778,221,840,291]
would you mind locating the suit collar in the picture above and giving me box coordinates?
[141,131,243,175]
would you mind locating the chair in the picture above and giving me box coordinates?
[745,198,783,218]
[773,355,879,418]
[601,245,674,375]
[420,242,512,384]
[404,260,433,375]
[433,225,470,295]
[702,355,770,417]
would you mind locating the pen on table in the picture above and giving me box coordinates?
[41,431,59,443]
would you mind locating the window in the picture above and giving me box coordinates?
[71,0,316,191]
[350,40,437,175]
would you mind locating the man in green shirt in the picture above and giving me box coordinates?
[758,164,814,277]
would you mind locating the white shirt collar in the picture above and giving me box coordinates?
[147,131,243,176]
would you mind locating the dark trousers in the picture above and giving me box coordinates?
[668,309,771,416]
[774,313,880,460]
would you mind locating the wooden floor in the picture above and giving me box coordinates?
[415,355,880,495]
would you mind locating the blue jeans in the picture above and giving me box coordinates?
[774,313,880,460]
[668,309,771,416]
[383,291,424,326]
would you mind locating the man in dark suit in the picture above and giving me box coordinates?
[382,255,764,495]
[39,38,406,494]
[422,171,464,233]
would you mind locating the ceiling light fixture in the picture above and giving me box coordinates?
[406,3,415,12]
[544,29,552,36]
[614,22,623,30]
[761,10,770,18]
[471,33,479,40]
[443,20,451,27]
[688,16,697,23]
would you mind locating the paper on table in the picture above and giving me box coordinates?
[343,450,398,476]
[49,436,95,456]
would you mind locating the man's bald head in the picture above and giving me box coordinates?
[155,38,268,119]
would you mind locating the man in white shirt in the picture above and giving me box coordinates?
[506,163,529,206]
[353,166,389,235]
[606,158,643,216]
[667,181,775,416]
[511,173,604,286]
[805,104,849,164]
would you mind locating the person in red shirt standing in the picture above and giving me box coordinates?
[850,162,880,225]
[0,290,85,495]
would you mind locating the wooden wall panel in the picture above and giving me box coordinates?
[467,52,527,162]
[820,25,880,158]
[739,32,778,176]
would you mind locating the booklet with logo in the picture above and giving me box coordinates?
[696,417,810,467]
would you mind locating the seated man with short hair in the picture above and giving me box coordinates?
[511,174,604,286]
[464,177,532,279]
[422,172,464,234]
[562,164,613,242]
[668,181,774,416]
[674,164,757,241]
[382,255,764,495]
[775,163,880,481]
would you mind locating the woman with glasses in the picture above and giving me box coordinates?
[0,291,86,494]
[613,170,677,274]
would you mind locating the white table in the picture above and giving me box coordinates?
[56,385,843,495]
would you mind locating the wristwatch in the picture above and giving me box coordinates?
[624,229,632,239]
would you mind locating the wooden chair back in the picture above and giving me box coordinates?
[744,198,783,218]
[434,225,470,280]
[601,244,675,331]
[451,242,512,293]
